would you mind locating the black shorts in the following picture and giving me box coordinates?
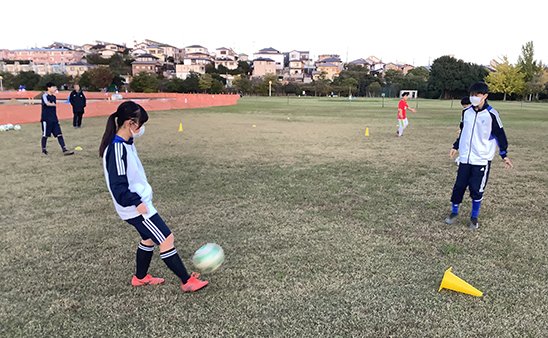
[41,121,62,138]
[125,213,172,245]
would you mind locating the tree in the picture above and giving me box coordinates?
[341,77,358,97]
[13,71,41,90]
[232,61,251,76]
[38,73,72,90]
[163,78,186,93]
[129,72,160,93]
[80,67,115,91]
[485,56,525,101]
[366,82,382,97]
[233,75,252,94]
[183,72,200,92]
[0,72,16,90]
[517,41,542,100]
[427,56,486,99]
[85,53,110,65]
[383,69,405,97]
[313,72,331,96]
[401,67,430,95]
[109,54,133,76]
[199,73,213,93]
[337,64,375,96]
[210,79,225,94]
[204,63,217,74]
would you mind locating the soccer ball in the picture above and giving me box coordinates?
[13,124,21,131]
[192,243,224,273]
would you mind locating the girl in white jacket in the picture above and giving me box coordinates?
[99,101,208,292]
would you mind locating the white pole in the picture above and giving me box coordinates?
[269,80,272,97]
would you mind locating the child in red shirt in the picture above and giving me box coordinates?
[397,92,416,136]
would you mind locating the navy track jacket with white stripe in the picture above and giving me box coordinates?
[453,101,508,166]
[103,136,157,220]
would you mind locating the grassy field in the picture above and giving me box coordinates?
[1,97,547,337]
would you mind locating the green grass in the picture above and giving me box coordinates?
[1,97,547,337]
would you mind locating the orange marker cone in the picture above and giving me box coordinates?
[178,122,183,132]
[439,267,483,297]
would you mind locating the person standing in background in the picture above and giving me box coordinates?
[69,84,86,128]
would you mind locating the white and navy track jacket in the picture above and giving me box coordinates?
[453,101,508,166]
[102,135,157,220]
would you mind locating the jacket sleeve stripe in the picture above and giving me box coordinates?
[114,143,126,176]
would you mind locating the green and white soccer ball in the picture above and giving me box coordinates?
[192,243,225,273]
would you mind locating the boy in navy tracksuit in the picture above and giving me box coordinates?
[41,82,74,156]
[445,82,513,230]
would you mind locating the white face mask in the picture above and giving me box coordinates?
[131,125,145,138]
[469,96,482,107]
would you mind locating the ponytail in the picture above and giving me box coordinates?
[98,101,149,157]
[99,112,118,157]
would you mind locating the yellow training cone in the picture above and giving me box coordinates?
[439,267,483,297]
[365,127,369,136]
[178,122,183,132]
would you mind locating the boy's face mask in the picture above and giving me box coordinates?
[469,93,487,107]
[469,96,482,106]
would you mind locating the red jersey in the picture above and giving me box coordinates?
[398,99,409,119]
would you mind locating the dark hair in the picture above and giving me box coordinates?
[45,82,56,89]
[460,96,471,106]
[98,101,149,157]
[469,82,489,94]
[402,92,410,97]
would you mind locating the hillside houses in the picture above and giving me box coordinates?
[1,39,416,87]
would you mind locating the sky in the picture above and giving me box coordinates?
[2,0,547,67]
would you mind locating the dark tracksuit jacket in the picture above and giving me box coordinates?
[69,90,86,113]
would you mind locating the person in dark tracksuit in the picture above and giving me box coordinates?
[445,82,513,230]
[99,101,208,292]
[69,84,86,128]
[41,82,74,156]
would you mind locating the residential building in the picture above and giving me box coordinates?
[131,54,160,75]
[348,58,372,69]
[175,63,207,79]
[253,47,284,71]
[175,45,212,79]
[0,60,68,76]
[365,56,385,75]
[184,45,211,60]
[384,62,415,75]
[252,58,277,78]
[314,54,343,80]
[65,62,95,77]
[97,49,119,59]
[134,39,182,62]
[314,62,341,81]
[214,47,238,70]
[0,47,84,64]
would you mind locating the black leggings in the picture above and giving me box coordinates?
[73,112,84,127]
